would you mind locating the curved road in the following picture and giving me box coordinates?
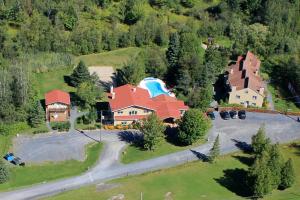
[1,112,300,200]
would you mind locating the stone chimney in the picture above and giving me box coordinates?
[111,92,115,99]
[230,68,234,74]
[110,85,114,94]
[259,87,264,95]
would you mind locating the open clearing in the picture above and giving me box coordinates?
[89,66,115,86]
[45,141,300,200]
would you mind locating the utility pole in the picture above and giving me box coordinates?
[100,110,102,142]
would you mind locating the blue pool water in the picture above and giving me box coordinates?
[145,81,170,97]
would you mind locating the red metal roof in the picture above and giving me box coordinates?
[45,90,71,105]
[108,84,188,120]
[228,51,264,93]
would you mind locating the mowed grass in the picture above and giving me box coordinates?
[45,142,300,200]
[268,84,300,112]
[122,139,205,164]
[32,67,76,99]
[0,143,103,191]
[76,47,141,68]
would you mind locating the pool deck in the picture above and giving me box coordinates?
[138,78,175,98]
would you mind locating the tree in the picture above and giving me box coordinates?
[124,0,144,25]
[0,160,9,184]
[188,85,213,111]
[251,125,271,156]
[144,47,167,79]
[166,32,180,70]
[268,144,283,189]
[139,113,166,151]
[209,135,220,163]
[70,61,91,87]
[116,55,145,86]
[248,151,273,198]
[279,158,295,190]
[28,100,44,127]
[76,82,103,109]
[178,109,210,145]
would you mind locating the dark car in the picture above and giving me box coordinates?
[229,110,238,119]
[207,112,215,120]
[11,157,25,166]
[220,111,230,120]
[238,110,246,119]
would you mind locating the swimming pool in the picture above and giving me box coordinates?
[139,78,174,98]
[145,81,170,97]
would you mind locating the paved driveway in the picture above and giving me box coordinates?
[1,112,300,200]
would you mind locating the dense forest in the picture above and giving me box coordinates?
[0,0,299,128]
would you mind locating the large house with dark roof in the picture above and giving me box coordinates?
[108,84,188,125]
[227,51,265,107]
[45,90,71,122]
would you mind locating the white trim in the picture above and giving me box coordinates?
[112,105,156,112]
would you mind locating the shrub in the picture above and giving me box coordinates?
[50,122,71,132]
[0,160,10,184]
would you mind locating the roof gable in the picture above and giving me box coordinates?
[45,90,71,105]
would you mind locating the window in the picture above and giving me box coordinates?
[252,96,257,100]
[236,95,240,99]
[117,111,123,114]
[240,102,244,105]
[121,122,127,125]
[129,111,137,115]
[252,103,256,106]
[144,110,149,113]
[244,90,248,94]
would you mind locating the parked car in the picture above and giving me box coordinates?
[11,157,25,166]
[220,111,230,120]
[230,110,238,119]
[207,112,215,120]
[4,153,14,162]
[238,110,246,119]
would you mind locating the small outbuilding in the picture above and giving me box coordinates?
[45,90,71,122]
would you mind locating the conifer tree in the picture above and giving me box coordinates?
[279,158,295,190]
[209,134,220,163]
[28,100,44,127]
[70,60,91,87]
[268,144,283,189]
[166,32,180,69]
[251,125,271,156]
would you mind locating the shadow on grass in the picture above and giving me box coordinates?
[118,131,144,150]
[190,150,209,162]
[165,126,187,147]
[289,142,300,156]
[231,139,253,153]
[232,155,254,166]
[215,168,252,198]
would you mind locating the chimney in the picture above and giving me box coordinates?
[230,68,234,74]
[111,92,115,99]
[132,87,136,93]
[255,70,259,76]
[110,85,114,94]
[259,87,264,95]
[231,86,236,92]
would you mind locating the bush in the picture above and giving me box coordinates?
[0,122,30,136]
[0,160,10,184]
[50,122,71,132]
[32,127,49,134]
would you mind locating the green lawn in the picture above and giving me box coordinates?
[0,142,103,191]
[121,139,204,164]
[32,67,76,99]
[45,142,300,200]
[75,47,141,68]
[268,84,300,112]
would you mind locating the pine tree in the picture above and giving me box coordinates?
[268,144,283,189]
[0,160,9,184]
[70,60,91,87]
[248,151,273,198]
[140,113,166,151]
[251,125,271,156]
[166,32,180,69]
[279,158,295,190]
[209,134,220,163]
[28,100,44,127]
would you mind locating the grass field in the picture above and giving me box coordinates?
[46,142,300,200]
[0,143,103,192]
[32,67,76,99]
[268,84,300,112]
[122,139,204,164]
[75,47,141,68]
